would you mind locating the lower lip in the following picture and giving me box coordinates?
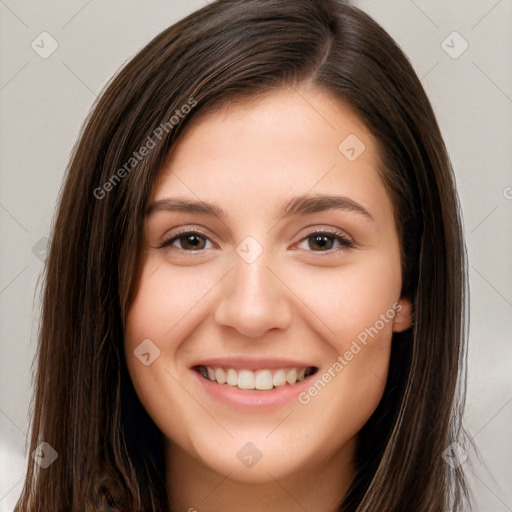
[191,370,316,411]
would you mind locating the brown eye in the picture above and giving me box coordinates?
[159,231,213,251]
[177,234,207,250]
[308,234,335,251]
[296,231,354,253]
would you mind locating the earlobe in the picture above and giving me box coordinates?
[392,297,413,332]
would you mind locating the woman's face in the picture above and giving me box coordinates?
[125,86,411,485]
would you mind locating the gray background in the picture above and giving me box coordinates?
[0,1,511,510]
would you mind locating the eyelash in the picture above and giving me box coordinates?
[157,228,354,256]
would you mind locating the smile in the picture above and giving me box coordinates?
[194,365,318,391]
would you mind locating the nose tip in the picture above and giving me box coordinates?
[214,257,293,338]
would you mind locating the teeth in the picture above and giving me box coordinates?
[198,366,315,390]
[273,369,287,387]
[286,368,297,385]
[215,367,227,384]
[238,370,255,390]
[226,368,238,386]
[255,370,273,390]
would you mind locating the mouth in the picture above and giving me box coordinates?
[193,365,319,391]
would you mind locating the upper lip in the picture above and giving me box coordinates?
[191,357,317,371]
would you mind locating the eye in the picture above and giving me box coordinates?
[158,230,214,252]
[296,230,354,254]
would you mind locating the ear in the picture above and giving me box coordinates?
[392,297,412,333]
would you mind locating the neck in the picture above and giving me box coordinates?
[165,439,356,512]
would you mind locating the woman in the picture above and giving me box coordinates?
[15,0,471,510]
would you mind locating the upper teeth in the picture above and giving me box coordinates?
[199,366,313,390]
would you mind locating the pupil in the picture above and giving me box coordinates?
[310,235,332,251]
[183,234,204,250]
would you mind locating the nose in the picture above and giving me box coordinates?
[214,251,293,338]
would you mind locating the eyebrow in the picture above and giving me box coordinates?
[145,194,373,221]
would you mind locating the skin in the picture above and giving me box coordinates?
[125,85,412,512]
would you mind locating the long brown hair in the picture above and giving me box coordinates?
[15,0,471,510]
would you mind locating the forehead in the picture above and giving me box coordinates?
[153,86,392,224]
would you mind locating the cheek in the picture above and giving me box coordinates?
[125,257,215,344]
[124,257,222,432]
[289,249,402,424]
[288,248,403,348]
